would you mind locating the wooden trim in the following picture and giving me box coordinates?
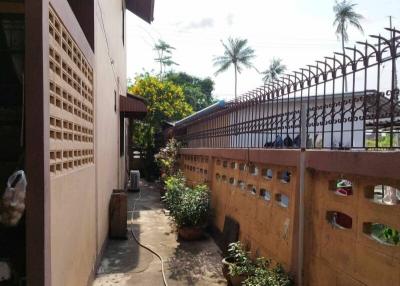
[49,0,94,66]
[25,0,51,285]
[0,3,24,14]
[126,0,154,23]
[60,0,94,50]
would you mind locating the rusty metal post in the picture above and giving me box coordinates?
[297,102,307,286]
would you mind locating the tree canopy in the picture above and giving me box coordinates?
[213,37,256,99]
[128,75,193,180]
[333,0,363,43]
[129,74,192,128]
[154,39,178,78]
[164,72,216,111]
[261,58,286,83]
[333,0,363,91]
[128,74,192,149]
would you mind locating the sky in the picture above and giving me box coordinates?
[126,0,400,101]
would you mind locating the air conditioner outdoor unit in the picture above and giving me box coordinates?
[129,170,140,192]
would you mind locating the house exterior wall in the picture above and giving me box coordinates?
[94,0,127,258]
[25,1,51,285]
[47,2,96,286]
[44,0,127,285]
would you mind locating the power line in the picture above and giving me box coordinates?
[96,0,119,88]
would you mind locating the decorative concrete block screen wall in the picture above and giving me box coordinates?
[48,6,94,175]
[178,148,400,285]
[179,149,300,274]
[306,171,400,285]
[47,5,97,285]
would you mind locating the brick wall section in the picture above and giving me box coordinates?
[178,148,400,286]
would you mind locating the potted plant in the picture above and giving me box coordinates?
[243,258,293,286]
[166,183,210,240]
[222,242,293,286]
[222,242,254,286]
[164,173,186,213]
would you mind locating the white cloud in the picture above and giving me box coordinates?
[184,18,214,30]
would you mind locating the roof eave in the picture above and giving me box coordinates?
[126,0,155,23]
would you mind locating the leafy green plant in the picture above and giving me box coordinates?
[164,176,210,228]
[128,74,192,180]
[371,223,400,245]
[224,242,293,286]
[163,173,186,214]
[172,184,210,228]
[226,242,254,277]
[155,138,181,180]
[244,259,293,286]
[164,72,216,111]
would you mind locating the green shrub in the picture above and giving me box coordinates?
[163,174,210,228]
[225,241,293,286]
[244,260,293,286]
[164,172,186,214]
[226,241,254,276]
[172,184,210,228]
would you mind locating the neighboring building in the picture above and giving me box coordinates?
[0,0,153,285]
[175,91,400,149]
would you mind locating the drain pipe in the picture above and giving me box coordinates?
[297,103,307,286]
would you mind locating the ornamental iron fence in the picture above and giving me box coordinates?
[174,27,400,150]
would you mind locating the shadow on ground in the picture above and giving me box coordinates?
[96,228,154,275]
[93,179,226,286]
[167,237,224,285]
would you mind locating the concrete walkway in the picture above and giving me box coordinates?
[93,180,226,286]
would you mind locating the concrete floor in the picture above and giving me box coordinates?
[93,180,226,286]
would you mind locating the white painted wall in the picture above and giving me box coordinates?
[187,95,368,149]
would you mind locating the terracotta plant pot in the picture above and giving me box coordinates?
[222,257,247,286]
[178,226,203,240]
[230,275,246,286]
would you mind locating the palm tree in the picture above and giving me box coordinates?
[261,58,286,83]
[333,0,363,91]
[213,37,255,99]
[154,39,178,79]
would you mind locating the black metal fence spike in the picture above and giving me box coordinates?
[174,27,400,150]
